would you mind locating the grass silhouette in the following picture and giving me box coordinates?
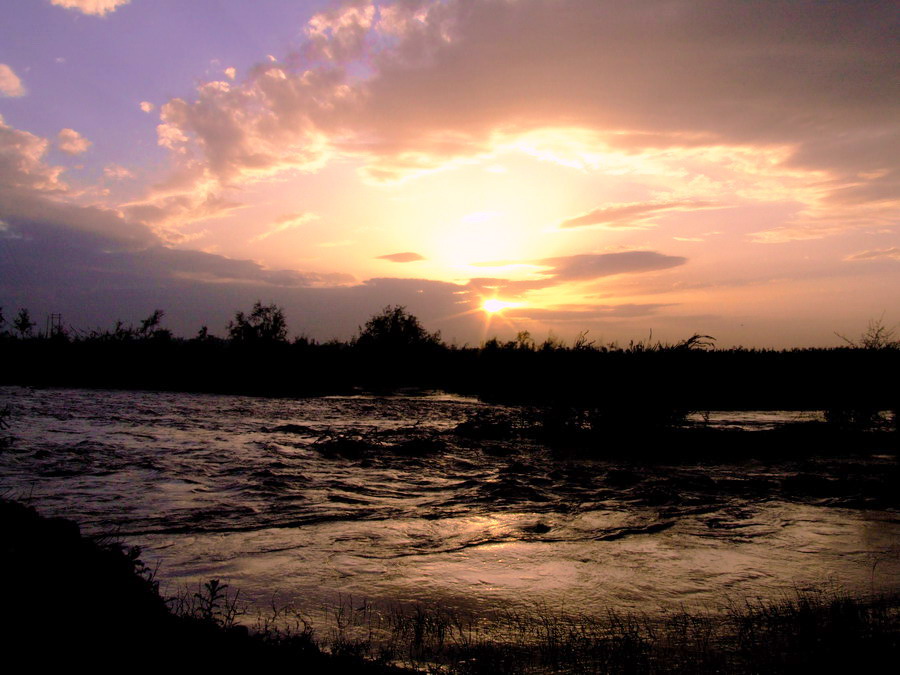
[0,497,408,671]
[3,497,898,672]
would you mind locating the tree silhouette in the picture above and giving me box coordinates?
[227,302,288,344]
[139,309,165,337]
[13,308,35,338]
[356,305,440,350]
[836,316,898,350]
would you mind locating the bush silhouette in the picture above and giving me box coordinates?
[228,301,289,344]
[355,305,440,351]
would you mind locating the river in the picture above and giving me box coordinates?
[1,386,898,623]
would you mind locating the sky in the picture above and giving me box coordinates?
[0,0,897,347]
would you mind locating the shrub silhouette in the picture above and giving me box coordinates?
[13,307,35,338]
[355,305,441,351]
[836,316,899,350]
[228,301,289,344]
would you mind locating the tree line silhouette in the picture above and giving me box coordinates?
[1,302,897,424]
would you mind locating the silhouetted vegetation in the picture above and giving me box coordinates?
[228,301,289,344]
[282,590,900,674]
[0,304,897,430]
[0,497,411,671]
[2,307,897,668]
[12,306,35,338]
[3,497,897,672]
[356,305,442,350]
[836,315,900,350]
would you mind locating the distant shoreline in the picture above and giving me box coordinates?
[2,336,898,417]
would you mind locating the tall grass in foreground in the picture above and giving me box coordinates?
[225,589,899,673]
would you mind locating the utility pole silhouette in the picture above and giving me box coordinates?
[45,313,62,338]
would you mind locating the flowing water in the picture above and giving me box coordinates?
[2,386,898,621]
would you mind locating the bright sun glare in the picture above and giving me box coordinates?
[482,299,518,314]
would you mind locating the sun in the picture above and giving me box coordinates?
[482,299,519,314]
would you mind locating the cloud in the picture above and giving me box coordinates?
[103,164,134,180]
[362,1,896,161]
[466,251,687,300]
[537,251,688,282]
[0,115,66,192]
[507,304,673,322]
[139,101,155,113]
[560,201,715,229]
[114,160,250,242]
[50,0,130,16]
[0,118,366,334]
[224,67,236,81]
[143,0,897,242]
[0,64,26,98]
[0,214,470,342]
[1,185,157,250]
[57,128,92,155]
[0,115,156,249]
[155,66,338,183]
[122,190,244,242]
[249,212,319,242]
[377,252,425,263]
[0,112,384,343]
[466,276,554,299]
[845,247,900,262]
[134,247,353,287]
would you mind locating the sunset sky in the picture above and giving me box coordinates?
[1,0,897,346]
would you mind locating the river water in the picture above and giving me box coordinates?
[1,386,898,621]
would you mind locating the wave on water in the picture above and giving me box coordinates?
[1,386,898,616]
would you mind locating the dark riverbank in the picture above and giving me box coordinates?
[0,497,409,672]
[3,496,898,673]
[2,323,899,417]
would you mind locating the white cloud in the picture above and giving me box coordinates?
[50,0,130,17]
[0,64,26,98]
[224,67,236,81]
[139,101,155,113]
[57,128,92,155]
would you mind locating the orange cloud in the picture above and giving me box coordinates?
[845,247,900,262]
[465,251,688,301]
[103,164,134,180]
[250,212,319,242]
[57,128,92,155]
[377,252,426,262]
[506,303,673,322]
[147,0,896,244]
[560,201,716,229]
[0,64,26,98]
[51,0,130,17]
[0,116,66,192]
